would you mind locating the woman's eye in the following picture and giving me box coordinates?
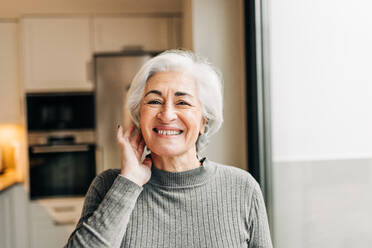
[177,101,191,106]
[148,100,162,104]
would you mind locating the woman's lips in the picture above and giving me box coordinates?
[153,127,183,136]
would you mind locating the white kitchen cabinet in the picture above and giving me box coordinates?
[0,185,29,248]
[21,17,93,92]
[0,22,23,124]
[0,185,82,248]
[169,17,183,49]
[93,16,182,53]
[0,186,13,248]
[29,197,84,248]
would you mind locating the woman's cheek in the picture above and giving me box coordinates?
[139,108,154,143]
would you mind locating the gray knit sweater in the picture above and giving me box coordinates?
[66,159,273,247]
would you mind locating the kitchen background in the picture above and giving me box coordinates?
[0,0,371,248]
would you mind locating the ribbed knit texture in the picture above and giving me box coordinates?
[66,159,273,248]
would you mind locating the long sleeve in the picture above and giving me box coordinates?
[65,172,143,248]
[248,184,273,248]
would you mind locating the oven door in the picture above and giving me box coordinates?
[29,144,96,199]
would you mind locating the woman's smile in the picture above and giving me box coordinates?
[153,126,184,137]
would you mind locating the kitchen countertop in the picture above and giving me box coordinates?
[0,168,23,192]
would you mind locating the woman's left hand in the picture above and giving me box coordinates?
[117,124,152,186]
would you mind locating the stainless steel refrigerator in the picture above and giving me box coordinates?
[95,51,157,172]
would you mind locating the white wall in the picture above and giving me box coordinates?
[185,0,247,170]
[0,22,22,124]
[269,0,372,247]
[270,0,372,162]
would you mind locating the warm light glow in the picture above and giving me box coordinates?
[0,124,23,144]
[0,124,24,169]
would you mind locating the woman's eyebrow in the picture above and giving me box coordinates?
[175,91,193,97]
[144,90,162,97]
[144,90,193,98]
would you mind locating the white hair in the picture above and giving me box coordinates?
[126,49,223,152]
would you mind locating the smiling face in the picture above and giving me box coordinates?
[139,71,206,157]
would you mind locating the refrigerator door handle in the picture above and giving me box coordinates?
[32,145,90,154]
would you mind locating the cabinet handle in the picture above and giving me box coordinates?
[54,219,76,226]
[53,206,75,212]
[32,145,89,153]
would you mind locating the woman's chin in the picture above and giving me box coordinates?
[149,146,186,157]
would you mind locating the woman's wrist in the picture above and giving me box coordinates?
[120,170,145,187]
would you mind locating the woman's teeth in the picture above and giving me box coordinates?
[155,129,182,135]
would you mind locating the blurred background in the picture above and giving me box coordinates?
[0,0,371,247]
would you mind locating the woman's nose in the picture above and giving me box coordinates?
[157,104,177,123]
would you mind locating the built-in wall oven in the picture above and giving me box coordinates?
[26,92,96,200]
[28,131,96,199]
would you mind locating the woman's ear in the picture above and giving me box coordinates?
[200,117,208,135]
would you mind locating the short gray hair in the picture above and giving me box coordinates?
[126,49,223,152]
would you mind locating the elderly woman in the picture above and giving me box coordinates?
[66,50,272,247]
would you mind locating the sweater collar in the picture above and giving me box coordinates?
[148,158,215,188]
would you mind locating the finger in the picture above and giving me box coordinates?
[129,128,140,149]
[117,125,125,144]
[124,124,135,141]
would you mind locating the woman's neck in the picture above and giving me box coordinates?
[151,150,201,172]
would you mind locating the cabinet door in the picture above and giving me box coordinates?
[29,198,84,248]
[21,17,93,92]
[169,17,182,49]
[0,22,23,124]
[0,185,29,248]
[93,16,172,52]
[11,184,29,248]
[0,188,14,248]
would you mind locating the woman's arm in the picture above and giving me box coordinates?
[66,125,152,247]
[248,184,273,248]
[65,172,143,247]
